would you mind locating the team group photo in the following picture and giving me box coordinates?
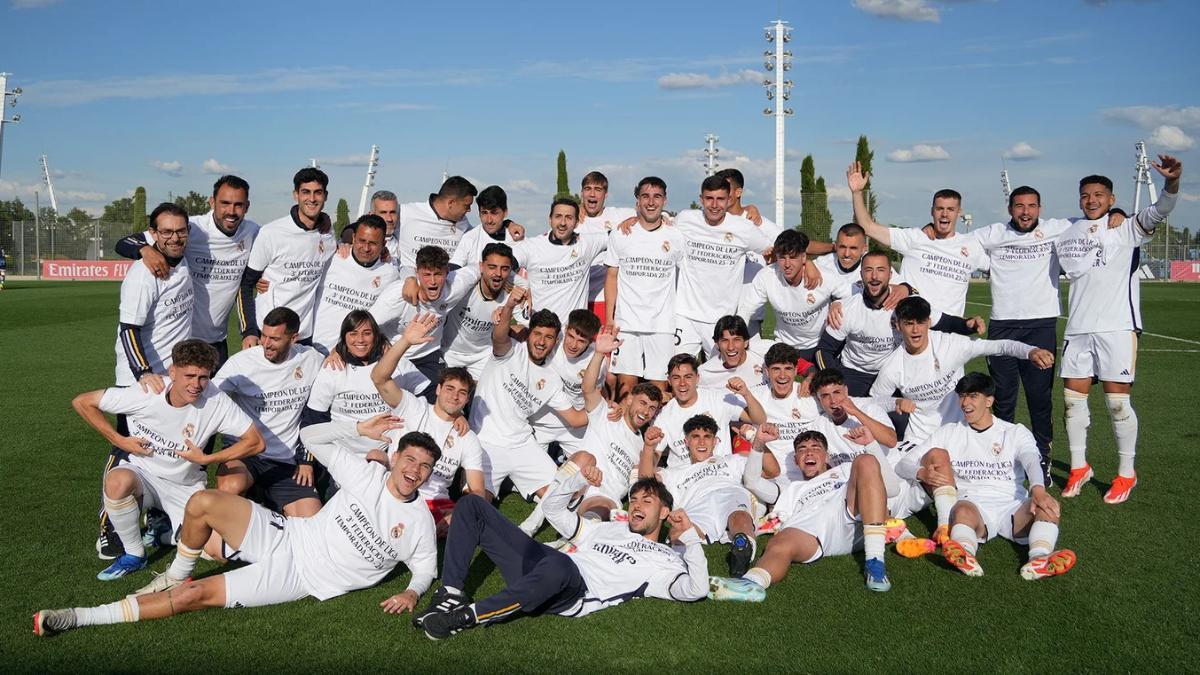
[2,1,1197,672]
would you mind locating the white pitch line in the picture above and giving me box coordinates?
[1140,349,1200,353]
[965,300,1200,346]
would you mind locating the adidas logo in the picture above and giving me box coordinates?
[1120,369,1130,376]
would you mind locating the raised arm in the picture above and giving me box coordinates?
[742,426,782,505]
[371,313,438,407]
[638,427,664,480]
[492,285,527,358]
[730,378,767,425]
[847,161,892,247]
[583,327,619,412]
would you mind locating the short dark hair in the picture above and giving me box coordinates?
[438,366,474,391]
[528,309,562,334]
[667,353,700,375]
[293,167,329,191]
[630,381,664,405]
[1079,175,1114,193]
[581,171,608,190]
[550,196,580,218]
[683,413,719,436]
[263,307,300,334]
[810,368,846,392]
[764,342,798,368]
[837,222,866,239]
[477,185,508,212]
[335,310,386,364]
[861,250,891,265]
[566,309,600,342]
[395,430,443,465]
[438,176,478,200]
[149,202,189,229]
[894,296,932,323]
[1008,185,1041,207]
[212,175,250,198]
[635,176,667,197]
[415,245,450,271]
[700,174,730,194]
[628,477,672,510]
[932,189,961,205]
[172,339,219,375]
[955,371,996,396]
[717,168,745,190]
[773,229,809,258]
[793,429,829,450]
[481,242,516,267]
[352,214,387,236]
[712,315,750,342]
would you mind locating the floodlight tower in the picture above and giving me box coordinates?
[0,73,23,180]
[763,20,793,227]
[702,133,720,176]
[40,155,59,213]
[1000,167,1012,206]
[355,144,380,217]
[1132,140,1157,213]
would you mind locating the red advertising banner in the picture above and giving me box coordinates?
[1170,261,1200,281]
[42,260,135,280]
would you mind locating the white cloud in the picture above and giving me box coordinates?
[1177,191,1200,202]
[658,69,761,90]
[853,0,940,22]
[825,184,853,202]
[1148,125,1195,152]
[317,154,370,167]
[1102,105,1200,130]
[506,179,541,194]
[59,190,107,202]
[1002,141,1042,161]
[202,158,235,174]
[151,160,183,177]
[887,144,951,162]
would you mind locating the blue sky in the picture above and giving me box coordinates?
[2,0,1198,233]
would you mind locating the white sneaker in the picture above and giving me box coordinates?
[129,572,189,597]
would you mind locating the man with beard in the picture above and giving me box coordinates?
[443,242,529,381]
[515,197,608,324]
[310,215,399,354]
[576,171,637,323]
[390,176,477,268]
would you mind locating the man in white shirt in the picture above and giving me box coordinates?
[310,215,399,354]
[847,161,989,317]
[448,185,525,270]
[370,189,399,239]
[529,309,606,458]
[237,167,336,347]
[390,176,477,268]
[813,223,870,297]
[35,417,442,636]
[415,454,707,639]
[894,373,1076,581]
[515,197,607,324]
[576,171,637,324]
[1057,157,1182,505]
[655,353,767,467]
[697,316,775,390]
[443,242,529,380]
[603,176,685,398]
[748,343,821,470]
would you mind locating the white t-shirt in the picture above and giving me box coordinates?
[574,405,645,493]
[385,390,484,501]
[214,344,325,463]
[888,227,988,316]
[368,266,478,360]
[530,343,604,446]
[293,421,437,600]
[814,253,865,297]
[393,199,473,269]
[697,341,770,390]
[183,212,260,342]
[771,463,851,518]
[469,340,572,448]
[970,219,1070,321]
[655,388,746,468]
[311,254,400,353]
[579,206,638,303]
[673,209,774,321]
[442,281,530,372]
[739,266,844,349]
[740,214,784,321]
[750,383,821,465]
[246,214,336,339]
[807,404,894,468]
[869,332,1033,442]
[912,418,1039,508]
[823,293,904,374]
[659,454,748,508]
[306,360,429,453]
[448,225,516,269]
[515,232,607,323]
[603,223,686,334]
[114,259,194,386]
[99,380,253,485]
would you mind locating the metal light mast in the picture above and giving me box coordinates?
[355,144,380,217]
[763,20,793,227]
[1000,167,1012,205]
[0,73,23,180]
[1133,140,1157,213]
[40,155,59,213]
[702,134,720,176]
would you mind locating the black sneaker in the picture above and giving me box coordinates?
[1040,455,1054,489]
[142,509,172,549]
[727,533,754,577]
[422,606,476,640]
[96,517,124,561]
[413,586,469,628]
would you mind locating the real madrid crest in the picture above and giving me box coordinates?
[959,246,969,258]
[536,378,546,390]
[183,423,195,438]
[390,522,406,538]
[444,434,455,448]
[570,248,579,258]
[318,241,326,254]
[1034,230,1045,240]
[791,407,802,420]
[806,292,815,304]
[662,241,671,253]
[991,441,1003,456]
[236,241,245,252]
[724,232,734,243]
[294,366,304,380]
[372,276,381,288]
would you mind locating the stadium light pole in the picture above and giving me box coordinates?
[1000,167,1012,208]
[355,144,380,218]
[0,72,24,181]
[763,21,793,228]
[702,133,720,177]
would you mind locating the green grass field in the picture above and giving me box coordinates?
[2,280,1198,673]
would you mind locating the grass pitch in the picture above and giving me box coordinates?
[1,280,1197,673]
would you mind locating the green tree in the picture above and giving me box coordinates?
[813,175,834,241]
[102,197,135,225]
[0,197,36,223]
[132,187,148,230]
[174,190,210,216]
[800,154,818,235]
[855,135,878,220]
[555,150,570,199]
[335,198,351,230]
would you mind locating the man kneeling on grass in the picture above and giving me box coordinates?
[35,414,439,636]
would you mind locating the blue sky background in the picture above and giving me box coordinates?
[2,0,1198,233]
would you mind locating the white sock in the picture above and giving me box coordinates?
[744,566,772,589]
[74,598,139,626]
[1063,389,1091,470]
[1105,393,1138,477]
[103,494,145,558]
[933,486,957,527]
[166,542,202,581]
[519,499,545,534]
[1027,520,1059,560]
[863,522,886,562]
[950,523,978,555]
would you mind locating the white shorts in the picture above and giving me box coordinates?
[534,424,586,458]
[445,349,488,382]
[684,485,755,544]
[580,455,638,506]
[888,480,931,520]
[610,331,675,381]
[962,498,1029,544]
[113,462,205,543]
[222,502,309,608]
[480,439,557,499]
[781,496,862,560]
[1061,331,1137,383]
[674,316,717,359]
